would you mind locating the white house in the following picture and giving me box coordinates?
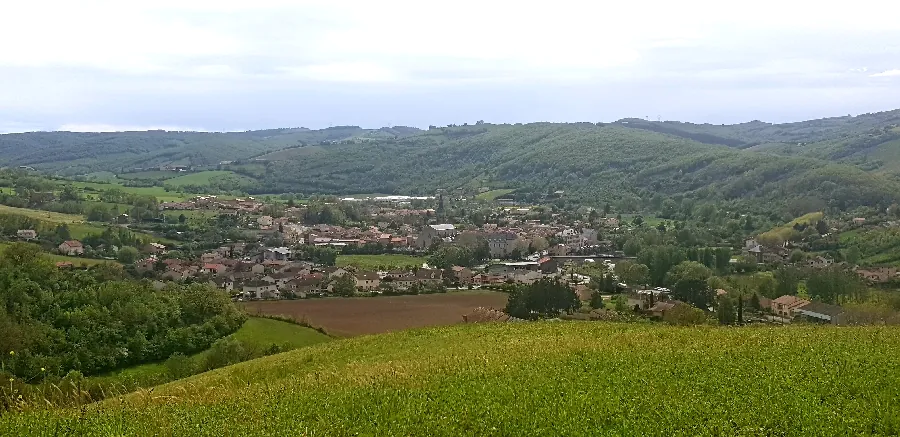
[16,229,37,241]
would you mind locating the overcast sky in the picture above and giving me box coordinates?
[2,0,899,133]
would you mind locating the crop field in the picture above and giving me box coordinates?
[336,253,427,270]
[242,292,509,336]
[4,323,899,435]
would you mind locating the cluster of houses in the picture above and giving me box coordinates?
[743,238,900,284]
[619,287,848,325]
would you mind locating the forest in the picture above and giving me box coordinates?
[0,243,246,380]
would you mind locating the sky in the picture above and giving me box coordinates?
[1,0,900,133]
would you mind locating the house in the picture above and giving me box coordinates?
[257,216,274,227]
[771,295,810,319]
[549,244,569,256]
[574,284,593,301]
[852,217,866,226]
[415,268,443,285]
[211,277,235,292]
[794,301,845,324]
[55,261,74,269]
[417,224,457,249]
[649,301,678,318]
[509,270,542,285]
[145,243,167,255]
[201,263,229,276]
[287,277,324,295]
[242,280,279,299]
[58,240,84,256]
[855,267,899,284]
[16,229,37,241]
[354,271,381,291]
[485,232,519,258]
[450,266,475,285]
[807,256,833,269]
[135,258,158,272]
[555,228,582,248]
[263,271,297,288]
[263,247,292,262]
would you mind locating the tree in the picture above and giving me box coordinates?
[666,261,713,309]
[504,279,579,319]
[331,274,357,297]
[117,246,140,264]
[178,214,187,224]
[737,293,744,325]
[773,266,802,297]
[717,296,736,325]
[844,246,861,265]
[639,246,687,286]
[662,304,707,325]
[749,293,762,311]
[55,224,71,242]
[589,291,604,309]
[815,219,829,235]
[614,261,649,287]
[806,267,865,304]
[789,249,805,264]
[622,239,642,257]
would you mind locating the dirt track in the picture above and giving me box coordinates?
[241,291,509,337]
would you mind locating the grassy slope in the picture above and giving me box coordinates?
[5,322,899,435]
[336,254,427,270]
[0,204,85,223]
[759,211,824,242]
[162,170,256,187]
[475,189,515,201]
[86,317,331,391]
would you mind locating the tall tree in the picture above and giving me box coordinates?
[665,261,714,308]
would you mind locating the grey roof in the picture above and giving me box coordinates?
[796,301,844,318]
[430,224,456,231]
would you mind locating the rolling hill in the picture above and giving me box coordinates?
[0,126,421,176]
[3,111,900,215]
[4,322,899,435]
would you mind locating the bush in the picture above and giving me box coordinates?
[202,337,251,371]
[164,353,195,379]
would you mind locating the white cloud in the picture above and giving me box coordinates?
[870,69,900,77]
[277,63,402,83]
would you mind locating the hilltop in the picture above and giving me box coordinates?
[4,322,899,435]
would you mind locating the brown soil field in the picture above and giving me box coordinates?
[241,291,509,337]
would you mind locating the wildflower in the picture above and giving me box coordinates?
[8,351,13,356]
[41,367,46,372]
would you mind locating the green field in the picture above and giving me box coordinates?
[0,243,117,267]
[5,322,899,435]
[163,170,256,188]
[475,189,515,201]
[72,181,188,202]
[336,254,427,270]
[0,204,86,223]
[82,317,331,395]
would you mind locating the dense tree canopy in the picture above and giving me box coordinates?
[0,243,245,380]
